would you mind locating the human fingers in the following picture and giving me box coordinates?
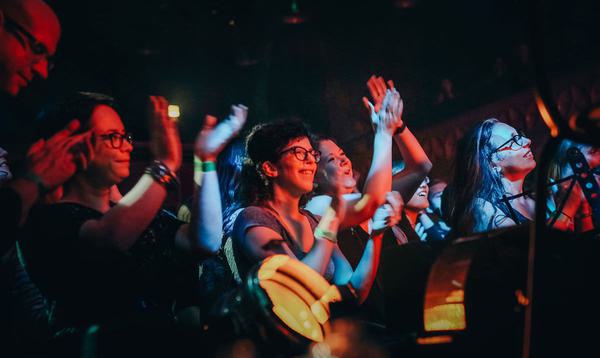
[203,114,218,130]
[26,139,45,157]
[44,119,81,149]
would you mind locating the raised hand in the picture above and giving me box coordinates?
[371,191,403,235]
[26,119,93,190]
[194,104,248,162]
[363,75,395,113]
[149,96,182,172]
[362,76,404,134]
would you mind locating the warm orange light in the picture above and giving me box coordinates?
[515,289,530,306]
[417,335,454,345]
[256,255,342,343]
[424,303,466,331]
[261,280,324,342]
[535,93,559,137]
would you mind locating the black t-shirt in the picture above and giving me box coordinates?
[337,226,401,325]
[20,202,197,329]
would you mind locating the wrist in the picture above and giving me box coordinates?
[393,122,407,135]
[21,172,49,196]
[314,227,338,244]
[159,159,178,173]
[194,156,217,172]
[145,160,179,190]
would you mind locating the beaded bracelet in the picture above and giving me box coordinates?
[145,160,178,189]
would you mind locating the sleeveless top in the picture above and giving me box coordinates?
[232,206,335,282]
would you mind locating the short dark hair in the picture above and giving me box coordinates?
[35,92,117,138]
[240,120,314,206]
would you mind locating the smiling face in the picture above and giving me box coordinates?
[83,105,132,188]
[269,137,318,197]
[489,122,536,180]
[315,139,356,195]
[406,177,430,212]
[0,0,61,96]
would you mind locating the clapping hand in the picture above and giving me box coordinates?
[26,119,93,190]
[150,96,182,172]
[362,75,404,134]
[194,104,248,162]
[371,191,403,235]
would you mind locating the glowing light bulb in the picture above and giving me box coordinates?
[168,105,180,119]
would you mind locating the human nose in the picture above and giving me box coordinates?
[31,58,49,80]
[522,137,532,149]
[121,138,133,152]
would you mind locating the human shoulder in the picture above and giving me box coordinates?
[233,206,282,238]
[474,198,515,230]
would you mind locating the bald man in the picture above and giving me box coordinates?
[0,2,61,351]
[0,0,64,251]
[0,0,60,96]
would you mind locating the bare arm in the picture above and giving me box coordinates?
[364,75,432,201]
[242,226,336,275]
[80,96,182,251]
[330,87,403,228]
[332,191,403,304]
[391,127,432,201]
[177,105,248,257]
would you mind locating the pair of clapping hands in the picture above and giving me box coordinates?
[362,75,405,135]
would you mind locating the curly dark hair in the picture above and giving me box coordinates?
[240,120,314,206]
[450,118,507,236]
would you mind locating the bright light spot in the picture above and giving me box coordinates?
[168,105,180,119]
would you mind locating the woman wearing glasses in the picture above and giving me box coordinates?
[450,118,537,236]
[19,92,246,335]
[232,120,401,304]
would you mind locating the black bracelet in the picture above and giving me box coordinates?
[394,122,407,135]
[144,160,178,190]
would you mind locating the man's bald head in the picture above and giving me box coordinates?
[0,0,60,96]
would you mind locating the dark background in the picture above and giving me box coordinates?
[14,0,600,144]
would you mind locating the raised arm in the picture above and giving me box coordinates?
[365,75,432,201]
[329,86,402,228]
[176,105,248,257]
[80,96,181,251]
[331,191,403,304]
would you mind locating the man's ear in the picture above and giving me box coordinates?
[261,161,278,179]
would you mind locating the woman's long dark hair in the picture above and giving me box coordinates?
[217,138,246,234]
[240,120,313,207]
[450,118,506,236]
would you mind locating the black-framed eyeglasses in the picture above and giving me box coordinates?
[4,17,55,71]
[490,129,528,155]
[278,146,321,163]
[99,132,133,149]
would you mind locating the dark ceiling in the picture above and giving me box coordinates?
[18,0,600,142]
